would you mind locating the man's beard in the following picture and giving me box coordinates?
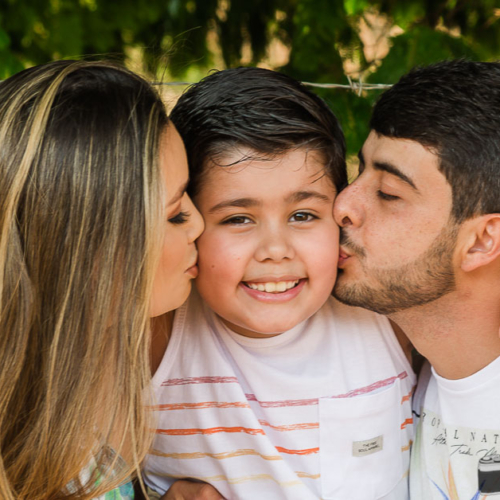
[333,222,458,315]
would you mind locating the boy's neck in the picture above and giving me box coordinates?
[221,317,282,339]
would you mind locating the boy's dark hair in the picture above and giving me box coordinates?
[370,59,500,223]
[170,67,347,197]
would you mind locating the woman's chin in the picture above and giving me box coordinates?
[150,281,192,318]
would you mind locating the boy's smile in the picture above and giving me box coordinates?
[242,277,305,301]
[194,147,339,338]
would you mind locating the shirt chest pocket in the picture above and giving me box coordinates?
[319,379,404,500]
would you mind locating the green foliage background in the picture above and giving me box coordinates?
[1,0,499,154]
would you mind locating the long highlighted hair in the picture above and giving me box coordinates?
[0,60,167,498]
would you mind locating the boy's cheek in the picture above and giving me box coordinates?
[196,229,225,259]
[198,227,252,257]
[305,230,339,277]
[196,237,243,283]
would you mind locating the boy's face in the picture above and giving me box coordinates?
[194,147,339,338]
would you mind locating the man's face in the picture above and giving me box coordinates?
[333,131,458,315]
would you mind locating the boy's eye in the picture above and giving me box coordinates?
[377,190,400,201]
[290,211,318,223]
[221,215,253,225]
[168,210,190,225]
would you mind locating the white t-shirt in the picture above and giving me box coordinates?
[411,357,500,499]
[144,290,416,499]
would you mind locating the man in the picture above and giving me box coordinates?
[333,59,500,499]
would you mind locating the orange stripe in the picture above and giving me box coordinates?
[296,471,320,479]
[401,418,413,430]
[156,426,265,436]
[150,401,251,411]
[401,439,413,452]
[275,446,319,455]
[401,385,416,404]
[259,420,319,432]
[150,448,283,461]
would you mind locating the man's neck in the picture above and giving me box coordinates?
[389,289,500,380]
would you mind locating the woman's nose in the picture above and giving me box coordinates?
[186,195,205,242]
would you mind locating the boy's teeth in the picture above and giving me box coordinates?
[247,280,299,293]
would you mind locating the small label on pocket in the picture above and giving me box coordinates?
[352,435,383,457]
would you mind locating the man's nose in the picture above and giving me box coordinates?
[333,181,365,228]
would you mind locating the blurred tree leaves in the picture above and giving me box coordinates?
[1,0,499,154]
[368,26,477,86]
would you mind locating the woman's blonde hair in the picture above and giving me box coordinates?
[0,60,168,498]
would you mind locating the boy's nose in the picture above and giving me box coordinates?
[333,182,365,229]
[254,226,295,262]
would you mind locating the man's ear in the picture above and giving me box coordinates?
[461,214,500,272]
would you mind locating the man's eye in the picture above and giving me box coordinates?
[290,212,318,222]
[377,190,400,201]
[221,215,253,225]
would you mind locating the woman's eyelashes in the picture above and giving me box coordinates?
[168,210,191,225]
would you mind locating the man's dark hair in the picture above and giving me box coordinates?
[370,59,500,222]
[170,67,347,197]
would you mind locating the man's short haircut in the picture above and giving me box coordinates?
[370,59,500,223]
[170,67,347,197]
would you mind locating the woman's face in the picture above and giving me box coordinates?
[150,125,204,317]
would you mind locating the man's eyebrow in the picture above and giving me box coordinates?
[285,190,332,204]
[167,180,189,206]
[373,161,418,191]
[208,197,261,214]
[359,147,418,191]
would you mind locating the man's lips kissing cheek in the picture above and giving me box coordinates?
[338,248,351,268]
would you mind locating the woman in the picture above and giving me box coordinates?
[0,60,203,499]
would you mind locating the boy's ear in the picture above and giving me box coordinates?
[461,214,500,272]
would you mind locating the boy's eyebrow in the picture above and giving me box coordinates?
[285,190,332,204]
[208,191,332,213]
[208,197,261,213]
[359,149,418,192]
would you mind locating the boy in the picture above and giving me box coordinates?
[144,68,414,500]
